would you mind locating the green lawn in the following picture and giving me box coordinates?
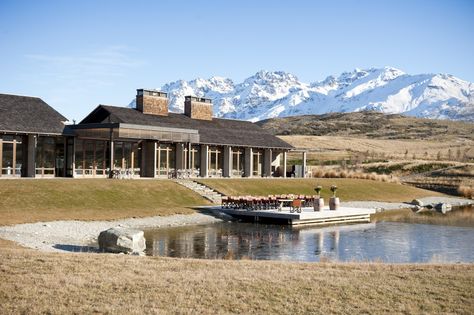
[0,179,209,225]
[198,178,444,202]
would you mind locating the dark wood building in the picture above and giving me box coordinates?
[0,90,298,179]
[71,89,294,178]
[0,93,69,178]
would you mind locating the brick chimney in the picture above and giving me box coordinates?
[184,96,213,121]
[136,89,168,116]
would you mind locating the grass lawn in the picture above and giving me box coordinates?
[0,245,472,314]
[0,179,209,225]
[198,178,443,202]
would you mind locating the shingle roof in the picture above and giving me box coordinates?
[0,93,67,134]
[80,105,293,149]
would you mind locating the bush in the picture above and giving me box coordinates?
[311,168,400,184]
[458,183,473,199]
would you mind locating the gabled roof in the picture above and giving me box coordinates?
[79,105,293,149]
[0,93,67,135]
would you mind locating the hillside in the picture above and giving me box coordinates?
[257,111,474,140]
[133,67,474,122]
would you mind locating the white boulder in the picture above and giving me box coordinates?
[98,227,146,254]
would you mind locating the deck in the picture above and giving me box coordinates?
[219,206,376,226]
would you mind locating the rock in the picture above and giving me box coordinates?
[414,205,424,213]
[98,227,146,254]
[434,203,452,214]
[411,199,424,207]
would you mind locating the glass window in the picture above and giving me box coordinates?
[75,139,84,171]
[84,140,94,170]
[168,146,175,171]
[123,142,132,169]
[114,142,123,168]
[192,145,200,170]
[95,141,105,171]
[2,142,13,175]
[37,137,55,169]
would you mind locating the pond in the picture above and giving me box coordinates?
[145,208,474,263]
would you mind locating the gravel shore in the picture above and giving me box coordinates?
[0,196,471,254]
[0,212,223,253]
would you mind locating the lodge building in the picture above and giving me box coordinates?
[0,90,299,179]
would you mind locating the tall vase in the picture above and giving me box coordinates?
[313,198,324,211]
[329,197,340,210]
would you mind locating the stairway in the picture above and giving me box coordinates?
[176,179,223,204]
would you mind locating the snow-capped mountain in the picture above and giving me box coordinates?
[138,67,474,122]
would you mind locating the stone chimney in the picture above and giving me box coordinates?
[184,96,213,121]
[136,89,168,116]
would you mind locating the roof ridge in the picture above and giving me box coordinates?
[0,92,42,100]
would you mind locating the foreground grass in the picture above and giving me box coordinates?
[198,178,443,202]
[0,179,209,225]
[0,246,472,315]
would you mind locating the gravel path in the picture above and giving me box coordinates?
[342,196,473,212]
[0,196,471,254]
[0,212,223,253]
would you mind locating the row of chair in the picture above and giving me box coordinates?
[221,194,318,211]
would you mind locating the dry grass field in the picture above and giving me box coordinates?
[0,244,473,314]
[0,179,209,225]
[281,135,474,161]
[198,178,443,202]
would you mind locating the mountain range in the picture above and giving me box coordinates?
[135,67,474,122]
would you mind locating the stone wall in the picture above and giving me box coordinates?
[136,95,168,116]
[185,100,213,121]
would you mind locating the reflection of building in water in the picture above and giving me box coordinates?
[149,224,303,260]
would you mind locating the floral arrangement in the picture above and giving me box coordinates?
[330,185,338,197]
[314,185,322,196]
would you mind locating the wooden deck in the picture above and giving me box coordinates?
[219,206,376,226]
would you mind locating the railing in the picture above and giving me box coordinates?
[111,168,140,179]
[1,166,21,176]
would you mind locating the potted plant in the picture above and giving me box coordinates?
[313,185,324,211]
[329,185,339,210]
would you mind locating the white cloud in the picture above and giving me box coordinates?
[24,46,145,87]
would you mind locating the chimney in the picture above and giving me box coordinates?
[136,89,168,116]
[184,96,213,120]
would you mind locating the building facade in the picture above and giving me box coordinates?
[0,90,299,179]
[0,93,70,178]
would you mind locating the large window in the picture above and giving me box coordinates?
[74,139,140,177]
[156,143,175,177]
[0,136,23,177]
[36,136,56,177]
[232,148,244,177]
[75,139,108,177]
[252,149,263,177]
[208,146,223,177]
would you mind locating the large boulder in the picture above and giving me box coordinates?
[98,227,146,254]
[435,203,452,214]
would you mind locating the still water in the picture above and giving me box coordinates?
[145,220,474,263]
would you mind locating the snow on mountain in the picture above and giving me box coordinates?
[140,67,474,122]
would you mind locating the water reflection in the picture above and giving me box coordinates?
[145,222,474,263]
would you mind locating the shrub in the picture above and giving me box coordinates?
[311,168,400,184]
[458,183,473,199]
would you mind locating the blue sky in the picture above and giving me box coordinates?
[1,0,473,121]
